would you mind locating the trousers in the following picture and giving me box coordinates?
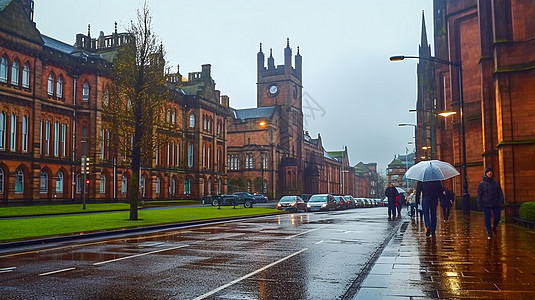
[422,197,438,232]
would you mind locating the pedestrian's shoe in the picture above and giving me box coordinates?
[492,225,498,235]
[425,227,431,237]
[487,234,492,240]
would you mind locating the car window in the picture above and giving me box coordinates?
[309,195,327,202]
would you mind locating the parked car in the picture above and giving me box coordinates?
[277,195,306,212]
[344,195,356,209]
[306,194,337,212]
[334,195,347,210]
[355,198,365,208]
[300,194,313,203]
[211,194,254,208]
[253,193,268,203]
[232,192,256,204]
[382,197,389,207]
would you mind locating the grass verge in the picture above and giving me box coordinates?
[0,206,279,243]
[0,203,131,217]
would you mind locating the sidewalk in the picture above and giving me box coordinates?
[355,209,535,299]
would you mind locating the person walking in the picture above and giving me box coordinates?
[440,187,454,222]
[477,167,504,239]
[385,183,399,220]
[415,180,443,237]
[407,190,416,218]
[396,192,405,218]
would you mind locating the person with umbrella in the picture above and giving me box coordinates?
[406,160,460,237]
[385,183,399,220]
[477,167,504,239]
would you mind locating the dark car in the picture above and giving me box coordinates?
[211,194,254,208]
[306,194,337,212]
[334,195,347,210]
[344,195,356,209]
[253,193,268,203]
[232,192,256,204]
[277,195,306,212]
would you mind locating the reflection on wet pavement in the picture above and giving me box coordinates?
[357,209,535,299]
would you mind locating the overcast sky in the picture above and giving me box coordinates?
[34,0,433,174]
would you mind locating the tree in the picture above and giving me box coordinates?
[107,2,170,220]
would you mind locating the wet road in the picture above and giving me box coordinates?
[0,207,399,299]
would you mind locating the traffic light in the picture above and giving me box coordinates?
[85,158,90,174]
[86,179,90,184]
[81,156,86,174]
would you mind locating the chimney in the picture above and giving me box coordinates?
[201,64,211,78]
[220,95,229,107]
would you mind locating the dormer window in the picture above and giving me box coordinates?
[0,56,7,82]
[47,73,54,96]
[22,63,30,88]
[56,76,63,98]
[11,60,19,86]
[189,113,195,128]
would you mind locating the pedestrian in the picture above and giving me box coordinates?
[384,183,399,220]
[477,167,504,239]
[415,180,443,237]
[440,187,454,222]
[407,190,416,218]
[396,192,405,218]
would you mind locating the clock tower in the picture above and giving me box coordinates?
[257,39,304,194]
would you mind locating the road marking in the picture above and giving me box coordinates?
[92,244,189,266]
[39,267,76,276]
[0,267,16,273]
[284,226,325,239]
[192,248,308,300]
[315,240,324,244]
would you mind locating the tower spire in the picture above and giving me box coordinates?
[419,11,431,57]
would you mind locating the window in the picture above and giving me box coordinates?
[121,175,127,194]
[45,121,50,155]
[10,113,16,151]
[188,144,193,167]
[47,73,54,96]
[171,110,176,124]
[103,87,109,106]
[0,111,5,149]
[140,175,145,197]
[189,113,195,128]
[11,60,19,85]
[166,109,170,123]
[155,176,160,195]
[218,178,222,194]
[185,178,190,195]
[100,174,106,194]
[101,128,105,159]
[167,143,170,166]
[0,168,4,194]
[54,122,59,156]
[76,174,81,194]
[176,143,180,167]
[171,177,175,195]
[15,168,23,193]
[61,124,66,156]
[246,154,254,169]
[261,153,267,169]
[82,81,89,101]
[56,76,63,98]
[56,171,63,193]
[202,145,206,167]
[22,63,29,88]
[0,56,7,82]
[40,171,48,193]
[227,154,240,170]
[22,115,28,152]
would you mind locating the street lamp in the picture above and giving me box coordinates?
[391,54,470,214]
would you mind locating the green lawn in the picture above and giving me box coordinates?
[0,203,131,217]
[0,206,280,243]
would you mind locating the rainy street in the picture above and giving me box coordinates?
[0,207,398,299]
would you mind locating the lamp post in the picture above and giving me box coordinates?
[391,55,470,214]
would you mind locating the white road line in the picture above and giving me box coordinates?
[192,248,308,300]
[0,267,16,273]
[39,267,76,276]
[284,226,325,239]
[315,240,324,244]
[92,244,189,266]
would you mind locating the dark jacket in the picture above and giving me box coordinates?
[477,175,503,208]
[439,187,454,207]
[415,181,443,204]
[385,186,399,206]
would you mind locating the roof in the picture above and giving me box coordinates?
[233,106,275,120]
[323,150,336,161]
[41,35,75,54]
[0,0,43,46]
[327,151,344,161]
[0,0,11,11]
[388,158,404,166]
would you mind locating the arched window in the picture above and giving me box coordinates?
[11,60,19,85]
[189,113,195,128]
[0,56,7,82]
[247,180,252,193]
[188,144,194,167]
[22,63,30,88]
[56,76,63,98]
[155,176,160,195]
[40,171,48,193]
[0,111,5,150]
[171,110,176,124]
[56,171,63,193]
[184,178,190,195]
[100,173,106,194]
[103,87,109,106]
[171,177,176,195]
[82,81,90,101]
[140,175,145,197]
[47,73,54,96]
[218,178,222,194]
[121,174,127,194]
[0,168,4,194]
[15,168,24,193]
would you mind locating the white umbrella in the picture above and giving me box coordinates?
[395,187,406,194]
[405,160,460,182]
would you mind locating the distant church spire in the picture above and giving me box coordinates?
[419,11,431,57]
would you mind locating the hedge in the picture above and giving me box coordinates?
[519,202,535,222]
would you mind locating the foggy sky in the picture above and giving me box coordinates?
[34,0,433,174]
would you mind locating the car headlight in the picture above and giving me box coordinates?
[321,204,327,208]
[307,204,311,208]
[291,203,296,206]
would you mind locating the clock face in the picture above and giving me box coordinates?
[269,84,278,95]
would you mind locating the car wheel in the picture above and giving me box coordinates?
[244,201,253,208]
[212,199,219,206]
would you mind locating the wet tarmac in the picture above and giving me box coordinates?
[355,209,535,300]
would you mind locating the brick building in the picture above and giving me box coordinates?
[419,1,535,217]
[0,0,231,203]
